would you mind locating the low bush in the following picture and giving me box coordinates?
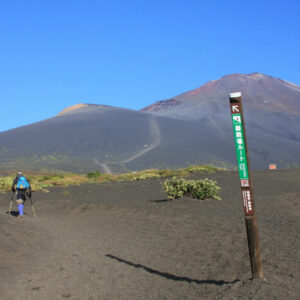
[162,177,188,200]
[86,171,102,178]
[0,176,14,192]
[188,178,221,200]
[184,165,218,174]
[162,177,221,200]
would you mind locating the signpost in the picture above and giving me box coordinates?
[229,92,263,279]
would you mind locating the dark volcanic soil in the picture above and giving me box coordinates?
[0,170,299,299]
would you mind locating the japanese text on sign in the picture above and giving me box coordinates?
[231,113,249,180]
[242,189,253,214]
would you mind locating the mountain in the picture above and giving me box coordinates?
[141,73,300,119]
[0,104,229,173]
[141,72,300,167]
[0,73,299,173]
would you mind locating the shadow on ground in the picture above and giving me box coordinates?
[6,210,20,217]
[150,199,172,203]
[106,254,239,286]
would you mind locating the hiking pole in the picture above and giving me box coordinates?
[29,195,37,218]
[8,192,13,216]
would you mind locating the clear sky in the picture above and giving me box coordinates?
[1,0,299,132]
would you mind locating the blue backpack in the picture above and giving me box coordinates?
[17,176,29,190]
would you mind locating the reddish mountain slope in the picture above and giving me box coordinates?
[141,73,300,118]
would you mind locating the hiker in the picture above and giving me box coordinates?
[11,172,31,218]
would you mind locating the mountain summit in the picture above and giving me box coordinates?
[141,72,300,119]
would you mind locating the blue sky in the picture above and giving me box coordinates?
[1,0,299,132]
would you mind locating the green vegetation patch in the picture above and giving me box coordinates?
[0,165,224,193]
[162,177,221,201]
[86,171,102,178]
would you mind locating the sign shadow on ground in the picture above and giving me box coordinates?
[106,254,239,286]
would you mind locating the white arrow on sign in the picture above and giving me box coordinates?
[232,105,239,113]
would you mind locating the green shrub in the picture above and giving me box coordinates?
[188,178,221,200]
[162,177,189,200]
[0,176,14,192]
[86,171,102,178]
[184,165,218,174]
[162,177,221,200]
[133,172,161,181]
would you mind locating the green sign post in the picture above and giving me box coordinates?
[232,113,249,179]
[229,92,263,279]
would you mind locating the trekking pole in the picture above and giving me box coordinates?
[8,192,13,216]
[29,195,37,218]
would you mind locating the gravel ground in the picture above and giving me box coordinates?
[0,169,299,299]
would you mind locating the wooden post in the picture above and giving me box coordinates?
[229,92,263,279]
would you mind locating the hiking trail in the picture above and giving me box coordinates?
[94,159,112,174]
[122,116,161,164]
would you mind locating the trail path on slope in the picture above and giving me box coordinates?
[94,159,112,174]
[207,116,226,134]
[93,116,161,173]
[122,116,161,164]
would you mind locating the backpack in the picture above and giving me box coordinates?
[17,176,29,190]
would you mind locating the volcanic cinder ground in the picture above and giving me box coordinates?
[0,170,299,299]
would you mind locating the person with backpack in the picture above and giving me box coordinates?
[11,172,31,218]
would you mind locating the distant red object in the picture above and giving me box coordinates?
[269,164,277,170]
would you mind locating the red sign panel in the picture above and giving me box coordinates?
[269,164,277,170]
[241,179,249,187]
